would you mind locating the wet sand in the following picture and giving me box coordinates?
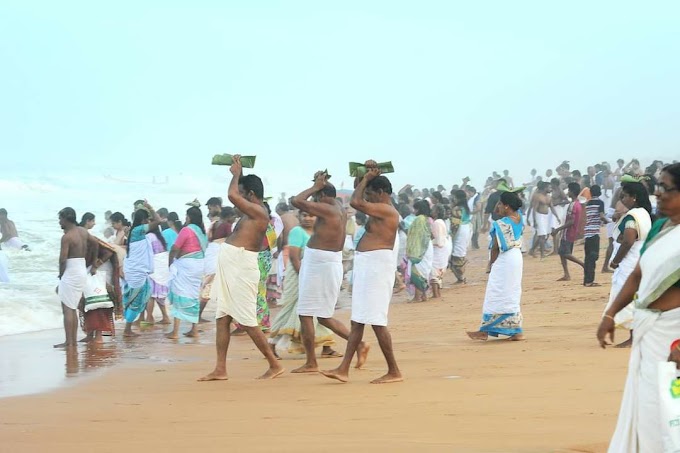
[0,243,627,452]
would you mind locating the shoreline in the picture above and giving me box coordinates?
[1,245,624,452]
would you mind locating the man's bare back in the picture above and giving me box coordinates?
[0,220,18,242]
[63,227,90,259]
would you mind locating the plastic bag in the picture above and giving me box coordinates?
[657,361,680,452]
[83,272,114,312]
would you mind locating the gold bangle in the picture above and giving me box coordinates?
[603,314,615,321]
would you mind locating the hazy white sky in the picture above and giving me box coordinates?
[2,1,679,197]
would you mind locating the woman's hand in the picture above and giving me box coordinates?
[596,316,616,348]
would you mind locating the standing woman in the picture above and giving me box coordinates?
[123,203,161,337]
[405,200,433,302]
[166,207,207,339]
[162,212,181,251]
[450,190,472,284]
[79,212,96,231]
[602,181,653,348]
[429,204,451,299]
[467,191,525,341]
[146,226,171,325]
[597,163,680,452]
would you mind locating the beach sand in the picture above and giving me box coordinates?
[0,244,627,452]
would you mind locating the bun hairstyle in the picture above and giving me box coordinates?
[500,191,523,212]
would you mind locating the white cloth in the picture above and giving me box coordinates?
[2,237,26,250]
[212,243,259,327]
[351,238,399,326]
[297,248,343,318]
[431,219,451,270]
[149,251,170,286]
[549,205,566,229]
[169,257,204,299]
[0,251,9,283]
[637,223,680,308]
[533,212,551,236]
[203,242,220,276]
[483,247,523,315]
[58,258,88,310]
[604,208,652,329]
[452,223,472,258]
[411,242,434,285]
[608,307,680,452]
[124,237,154,288]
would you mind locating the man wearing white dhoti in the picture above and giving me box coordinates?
[290,170,369,374]
[199,156,284,381]
[55,207,98,348]
[528,182,560,259]
[0,209,30,251]
[598,163,680,452]
[322,163,403,384]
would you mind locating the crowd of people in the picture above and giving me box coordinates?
[1,155,679,450]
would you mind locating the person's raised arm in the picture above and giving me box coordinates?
[143,201,162,231]
[349,168,395,219]
[227,155,269,223]
[291,172,336,218]
[58,236,69,279]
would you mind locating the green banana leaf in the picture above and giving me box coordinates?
[211,154,256,168]
[349,161,394,177]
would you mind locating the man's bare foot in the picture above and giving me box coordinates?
[393,284,406,294]
[257,366,285,380]
[197,370,228,382]
[557,276,571,281]
[508,334,525,341]
[602,268,614,274]
[158,319,172,325]
[370,373,403,384]
[53,342,75,349]
[584,282,602,287]
[165,332,179,340]
[78,336,92,343]
[198,318,210,324]
[355,342,370,369]
[183,331,198,338]
[123,331,140,338]
[466,331,489,341]
[320,368,349,383]
[615,338,632,348]
[291,363,319,374]
[321,349,343,358]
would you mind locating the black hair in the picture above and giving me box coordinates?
[59,207,77,224]
[499,192,523,212]
[206,197,223,207]
[110,212,125,224]
[431,191,444,203]
[398,193,410,204]
[452,189,470,217]
[590,185,602,197]
[550,178,561,186]
[148,226,167,250]
[366,176,393,195]
[239,174,264,200]
[275,202,290,213]
[0,208,7,216]
[567,182,581,197]
[398,203,412,218]
[186,207,205,234]
[413,199,431,217]
[663,163,680,190]
[263,202,272,217]
[220,207,236,219]
[621,182,653,217]
[537,181,549,191]
[318,183,337,199]
[167,212,182,231]
[157,208,169,218]
[79,212,95,227]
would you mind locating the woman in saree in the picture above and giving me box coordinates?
[268,211,339,358]
[123,203,162,337]
[467,191,525,341]
[166,207,207,339]
[429,204,451,299]
[145,227,171,325]
[603,181,653,348]
[405,200,433,302]
[597,163,680,452]
[450,190,473,284]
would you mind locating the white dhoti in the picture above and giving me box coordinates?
[203,242,220,276]
[431,238,452,271]
[483,248,523,315]
[549,205,566,230]
[150,252,170,286]
[608,308,680,452]
[534,212,551,236]
[604,242,643,330]
[452,223,472,258]
[58,258,88,310]
[212,243,259,327]
[2,237,27,250]
[0,251,9,283]
[297,248,343,318]
[351,245,398,326]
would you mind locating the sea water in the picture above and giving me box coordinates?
[0,171,239,337]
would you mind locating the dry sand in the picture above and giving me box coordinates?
[0,244,629,452]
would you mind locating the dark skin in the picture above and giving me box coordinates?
[54,217,99,349]
[290,172,367,373]
[198,155,284,381]
[552,190,585,281]
[321,164,403,384]
[598,170,680,352]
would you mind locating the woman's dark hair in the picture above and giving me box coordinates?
[127,210,150,253]
[398,203,412,219]
[263,202,272,217]
[186,207,205,234]
[413,199,431,217]
[79,212,95,227]
[500,191,523,212]
[452,190,470,217]
[621,182,653,217]
[167,211,182,231]
[148,226,167,250]
[110,212,125,224]
[431,191,444,203]
[663,163,680,190]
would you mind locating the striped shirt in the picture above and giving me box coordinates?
[584,198,605,238]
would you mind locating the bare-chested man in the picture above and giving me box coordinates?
[199,156,284,381]
[290,172,369,373]
[549,178,570,255]
[322,163,402,384]
[55,207,98,348]
[528,181,560,258]
[0,209,30,251]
